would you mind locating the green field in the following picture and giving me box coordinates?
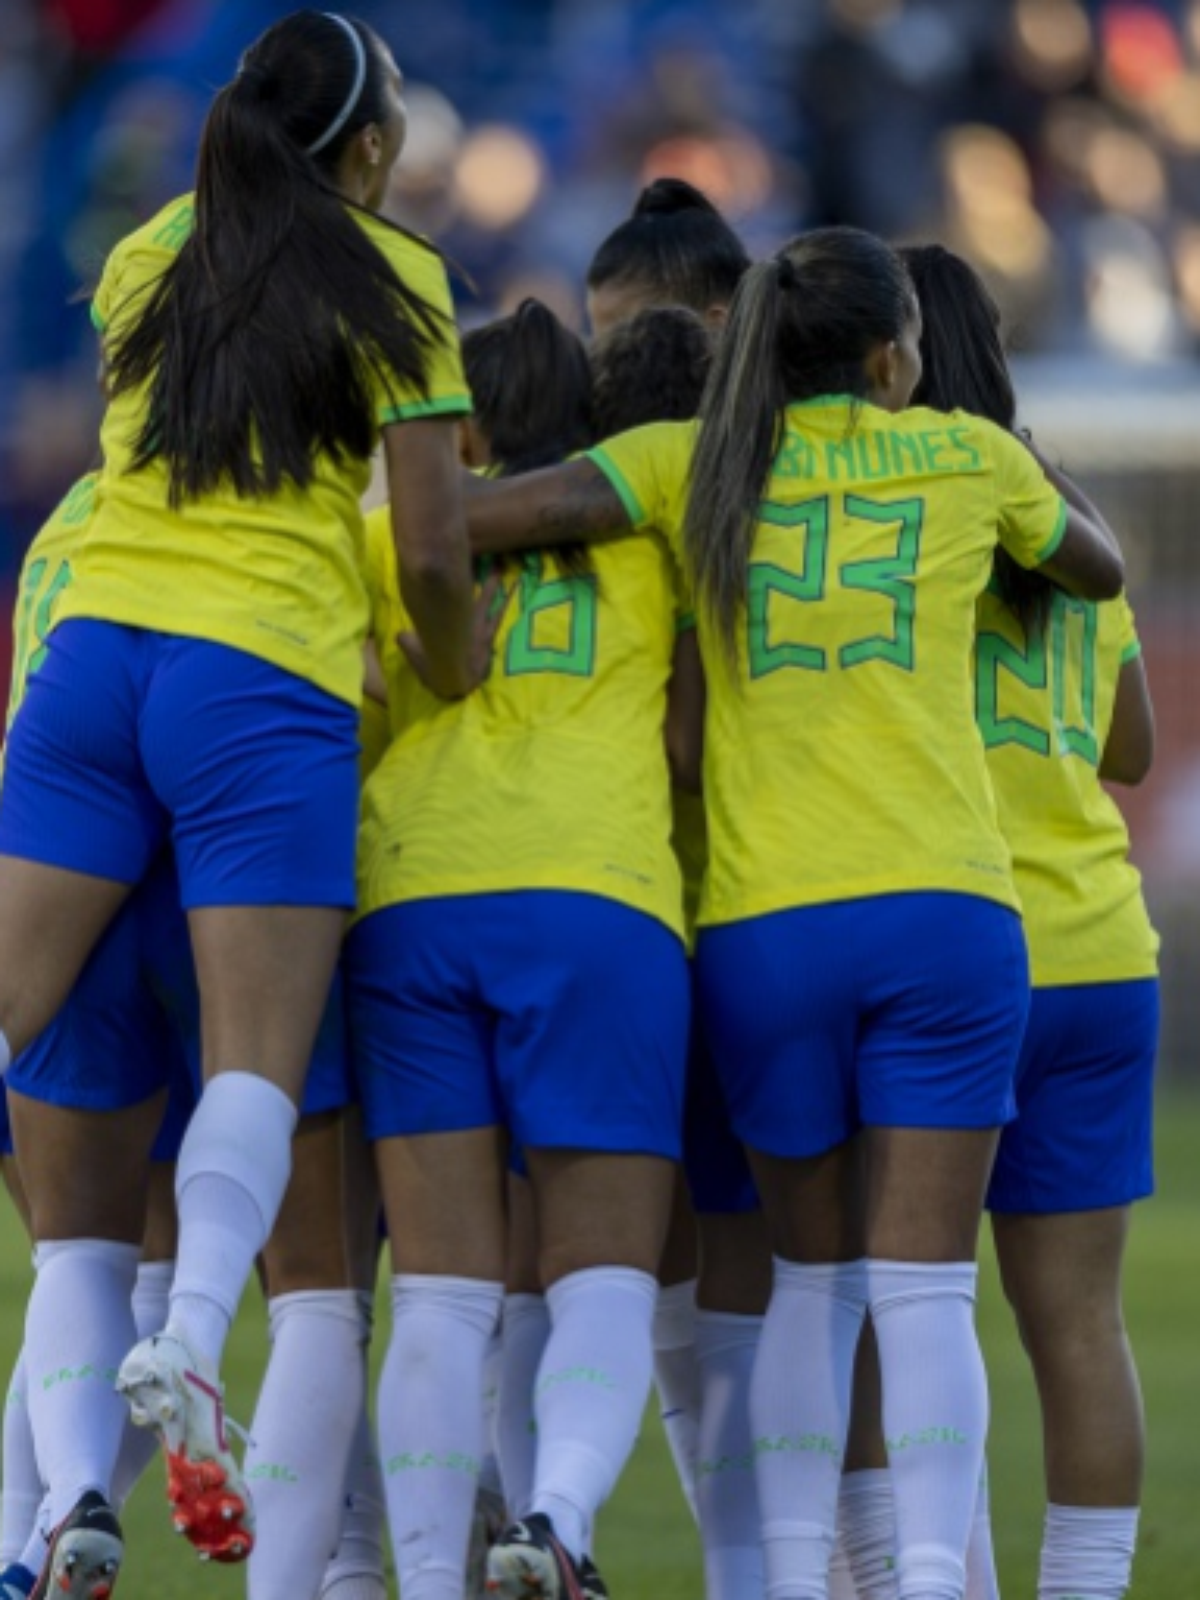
[2,1092,1197,1597]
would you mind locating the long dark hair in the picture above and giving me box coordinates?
[586,178,751,313]
[107,10,446,506]
[686,226,914,660]
[462,298,595,574]
[590,306,712,437]
[901,243,1052,638]
[462,299,593,475]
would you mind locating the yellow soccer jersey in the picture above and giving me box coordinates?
[59,194,471,707]
[590,398,1068,926]
[6,474,97,729]
[356,505,686,937]
[976,589,1158,985]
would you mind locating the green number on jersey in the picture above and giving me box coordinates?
[747,497,829,677]
[976,592,1098,764]
[505,554,598,679]
[746,492,924,678]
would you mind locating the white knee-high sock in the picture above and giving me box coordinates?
[496,1293,549,1519]
[753,1259,868,1600]
[246,1289,366,1600]
[965,1466,1000,1600]
[380,1275,503,1600]
[0,1029,11,1077]
[828,1546,859,1600]
[1038,1505,1139,1600]
[479,1326,504,1500]
[839,1469,898,1599]
[111,1259,174,1508]
[868,1260,987,1600]
[2,1352,42,1565]
[169,1072,297,1371]
[321,1379,387,1598]
[694,1309,764,1600]
[26,1239,140,1527]
[654,1280,701,1522]
[531,1266,658,1564]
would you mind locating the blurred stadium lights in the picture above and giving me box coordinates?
[1011,0,1093,93]
[1171,225,1200,331]
[1084,215,1177,359]
[640,132,773,218]
[1085,126,1169,219]
[384,83,464,236]
[1148,70,1200,153]
[454,123,545,230]
[1100,1,1184,103]
[828,0,903,34]
[941,125,1052,282]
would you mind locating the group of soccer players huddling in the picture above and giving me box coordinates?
[0,10,1157,1600]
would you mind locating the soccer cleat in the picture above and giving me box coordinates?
[116,1330,254,1564]
[466,1485,508,1597]
[578,1555,609,1600]
[29,1491,122,1600]
[485,1513,599,1600]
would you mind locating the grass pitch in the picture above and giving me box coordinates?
[1,1092,1197,1596]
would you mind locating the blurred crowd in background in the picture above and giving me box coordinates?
[3,0,1200,548]
[3,0,1200,1065]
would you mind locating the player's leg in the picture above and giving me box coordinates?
[9,1090,163,1599]
[116,637,358,1563]
[320,1105,387,1600]
[987,979,1157,1600]
[0,620,171,1067]
[858,893,1029,1600]
[693,1209,771,1600]
[345,897,507,1600]
[994,1211,1141,1600]
[686,1029,771,1600]
[495,1171,546,1528]
[249,1107,362,1600]
[488,893,690,1600]
[0,1113,43,1600]
[697,903,869,1600]
[654,1173,701,1523]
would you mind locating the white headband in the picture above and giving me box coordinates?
[306,14,367,156]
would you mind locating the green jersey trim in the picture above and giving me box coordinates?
[588,446,647,530]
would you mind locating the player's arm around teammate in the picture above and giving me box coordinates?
[0,9,479,1577]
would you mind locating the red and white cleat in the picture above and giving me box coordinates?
[116,1331,254,1564]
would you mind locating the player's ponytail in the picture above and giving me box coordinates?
[462,299,595,575]
[462,299,593,477]
[107,10,446,506]
[586,178,750,316]
[901,243,1054,639]
[687,227,914,664]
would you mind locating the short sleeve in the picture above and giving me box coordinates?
[1115,595,1141,665]
[363,224,472,427]
[91,253,116,334]
[587,421,694,557]
[91,196,194,339]
[989,425,1068,570]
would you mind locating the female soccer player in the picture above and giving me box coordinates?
[346,297,692,1600]
[905,243,1157,1600]
[461,225,1124,1600]
[0,8,477,1579]
[593,305,773,1600]
[588,183,767,1596]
